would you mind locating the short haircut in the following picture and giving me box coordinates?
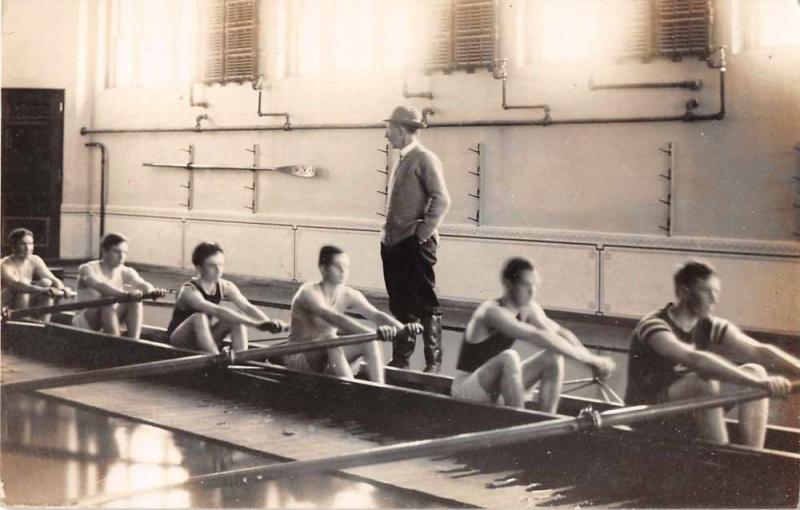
[318,245,344,267]
[404,124,421,135]
[192,241,224,267]
[100,232,129,252]
[8,228,33,245]
[501,257,534,284]
[674,260,717,289]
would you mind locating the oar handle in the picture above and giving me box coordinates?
[3,289,167,320]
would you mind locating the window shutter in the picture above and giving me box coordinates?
[425,0,497,73]
[224,0,258,81]
[425,0,453,72]
[201,0,258,84]
[615,0,655,58]
[453,0,496,70]
[655,0,712,58]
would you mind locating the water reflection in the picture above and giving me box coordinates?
[1,393,458,508]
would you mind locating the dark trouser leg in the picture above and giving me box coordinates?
[421,313,443,373]
[382,240,418,369]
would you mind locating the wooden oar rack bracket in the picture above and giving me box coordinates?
[467,143,484,225]
[376,144,390,218]
[658,141,675,236]
[143,143,315,212]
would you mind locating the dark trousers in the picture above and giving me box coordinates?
[381,235,442,369]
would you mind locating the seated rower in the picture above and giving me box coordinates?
[283,245,422,383]
[625,260,799,447]
[167,242,286,353]
[1,228,74,321]
[72,233,165,338]
[452,257,616,412]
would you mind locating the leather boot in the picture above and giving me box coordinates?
[388,314,417,369]
[421,314,443,373]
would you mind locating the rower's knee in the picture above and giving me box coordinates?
[498,349,522,373]
[543,351,564,375]
[38,278,53,288]
[739,363,767,378]
[191,312,210,328]
[694,377,721,397]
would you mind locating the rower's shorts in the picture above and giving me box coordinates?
[451,372,494,404]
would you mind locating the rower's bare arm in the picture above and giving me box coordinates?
[648,331,766,388]
[31,256,66,290]
[529,305,614,377]
[346,289,402,328]
[78,264,127,297]
[124,267,155,293]
[715,324,800,376]
[1,261,50,295]
[224,281,269,322]
[299,290,371,335]
[484,305,596,365]
[182,285,260,327]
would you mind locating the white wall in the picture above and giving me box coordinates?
[3,0,799,334]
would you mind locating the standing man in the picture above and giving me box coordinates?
[381,105,451,373]
[72,233,165,339]
[625,260,799,447]
[1,228,74,321]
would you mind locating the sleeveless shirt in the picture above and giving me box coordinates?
[166,280,223,336]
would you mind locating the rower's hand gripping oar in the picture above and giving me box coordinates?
[1,289,168,321]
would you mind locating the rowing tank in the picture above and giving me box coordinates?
[3,318,799,507]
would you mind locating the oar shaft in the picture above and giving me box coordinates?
[6,291,162,320]
[1,332,377,393]
[163,378,800,487]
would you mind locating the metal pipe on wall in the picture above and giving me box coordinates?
[84,142,107,239]
[80,52,726,135]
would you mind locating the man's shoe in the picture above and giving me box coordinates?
[423,363,441,374]
[387,358,410,370]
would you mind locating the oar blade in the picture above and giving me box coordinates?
[274,165,316,178]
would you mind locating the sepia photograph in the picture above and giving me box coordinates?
[1,0,799,508]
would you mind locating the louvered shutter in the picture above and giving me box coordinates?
[425,0,453,71]
[453,0,496,70]
[202,0,225,82]
[202,0,258,84]
[425,0,497,73]
[225,0,258,81]
[655,0,712,58]
[615,0,655,58]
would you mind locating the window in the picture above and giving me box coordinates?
[200,0,259,83]
[424,0,497,72]
[288,0,407,77]
[745,0,800,49]
[521,0,713,64]
[539,0,602,61]
[108,0,197,88]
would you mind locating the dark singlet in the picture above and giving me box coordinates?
[166,280,223,337]
[625,303,730,405]
[456,302,519,373]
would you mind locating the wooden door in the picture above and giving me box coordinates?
[1,88,64,259]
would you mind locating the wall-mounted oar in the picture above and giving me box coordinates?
[85,378,798,504]
[1,332,378,394]
[142,162,317,178]
[1,290,166,321]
